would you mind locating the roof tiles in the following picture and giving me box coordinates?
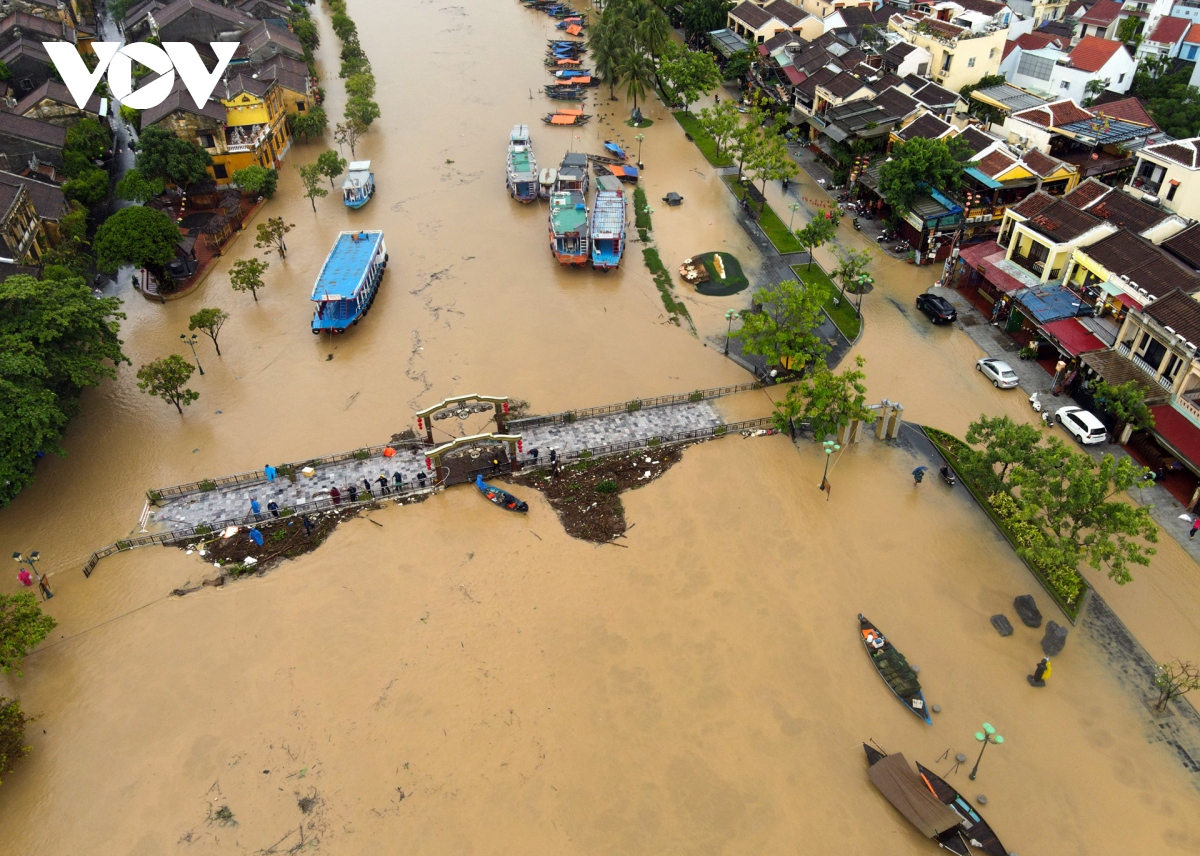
[1069,36,1124,73]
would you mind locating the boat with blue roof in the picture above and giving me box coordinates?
[590,174,625,270]
[548,190,588,266]
[507,124,539,203]
[341,160,374,209]
[310,230,388,334]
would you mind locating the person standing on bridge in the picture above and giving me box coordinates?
[250,497,262,521]
[377,474,391,496]
[362,478,373,497]
[347,485,357,502]
[267,500,280,518]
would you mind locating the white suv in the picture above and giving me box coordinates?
[1055,406,1107,445]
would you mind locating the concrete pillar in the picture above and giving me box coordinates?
[887,404,905,440]
[837,422,852,445]
[1118,423,1134,445]
[875,402,892,440]
[849,418,863,444]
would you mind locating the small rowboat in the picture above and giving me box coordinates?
[476,474,528,513]
[863,745,969,854]
[552,68,591,79]
[857,614,932,724]
[546,87,586,101]
[592,163,638,183]
[544,110,590,125]
[914,761,1010,856]
[603,140,626,159]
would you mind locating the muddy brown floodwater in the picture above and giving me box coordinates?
[1,2,1199,853]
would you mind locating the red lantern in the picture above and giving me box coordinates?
[503,402,509,414]
[425,457,432,470]
[417,416,423,430]
[517,440,523,453]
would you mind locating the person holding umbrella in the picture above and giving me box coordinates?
[912,466,928,485]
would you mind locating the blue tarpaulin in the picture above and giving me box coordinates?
[964,167,1004,189]
[1016,285,1093,323]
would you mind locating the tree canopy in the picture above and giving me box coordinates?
[680,0,735,39]
[959,73,1008,124]
[94,205,182,283]
[1129,60,1200,139]
[788,355,873,441]
[1093,380,1155,431]
[289,105,329,142]
[659,44,722,113]
[0,270,126,505]
[296,162,329,211]
[316,149,348,188]
[136,354,199,414]
[231,165,278,198]
[231,257,270,301]
[115,168,165,203]
[878,136,973,214]
[732,279,829,371]
[0,592,56,676]
[794,209,840,269]
[189,307,230,356]
[135,125,213,186]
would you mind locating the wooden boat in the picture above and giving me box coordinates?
[507,124,538,203]
[543,110,590,126]
[545,86,586,101]
[592,162,638,183]
[475,474,528,513]
[551,68,591,79]
[590,174,625,270]
[864,745,970,855]
[554,151,589,194]
[603,140,627,159]
[914,762,1010,856]
[546,56,583,67]
[586,152,624,166]
[857,614,932,724]
[341,160,374,209]
[548,190,588,265]
[310,231,387,334]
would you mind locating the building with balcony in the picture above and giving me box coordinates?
[1066,226,1200,318]
[1003,98,1153,181]
[1001,36,1136,101]
[1129,138,1200,220]
[887,9,1009,93]
[1007,0,1071,26]
[1136,14,1191,58]
[997,192,1116,284]
[0,175,45,262]
[213,74,291,182]
[1074,0,1123,40]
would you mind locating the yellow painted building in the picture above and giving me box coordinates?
[210,75,292,183]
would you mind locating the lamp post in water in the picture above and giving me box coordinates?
[635,133,644,169]
[13,550,51,599]
[180,332,204,375]
[968,722,1003,780]
[856,273,874,317]
[820,439,839,498]
[724,309,739,355]
[788,202,801,232]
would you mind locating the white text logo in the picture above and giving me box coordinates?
[46,42,238,110]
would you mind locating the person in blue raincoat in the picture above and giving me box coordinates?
[249,528,264,546]
[912,466,928,485]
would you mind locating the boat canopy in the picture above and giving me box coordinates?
[311,231,384,300]
[342,160,372,189]
[867,753,961,838]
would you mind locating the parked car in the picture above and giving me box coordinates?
[1055,406,1108,445]
[976,357,1020,389]
[916,293,957,324]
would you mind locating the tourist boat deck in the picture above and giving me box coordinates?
[310,230,388,334]
[342,160,375,208]
[554,151,589,193]
[590,174,625,270]
[549,190,588,265]
[507,124,538,202]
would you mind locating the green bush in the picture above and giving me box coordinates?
[647,437,661,447]
[626,400,643,412]
[354,449,370,460]
[0,697,34,786]
[199,479,217,492]
[595,479,619,494]
[578,450,593,459]
[689,390,704,402]
[673,111,734,167]
[634,186,651,230]
[194,524,212,536]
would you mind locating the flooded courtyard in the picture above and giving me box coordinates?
[1,1,1199,853]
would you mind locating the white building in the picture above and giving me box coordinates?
[1001,36,1136,100]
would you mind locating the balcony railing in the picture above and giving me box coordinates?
[1131,176,1164,196]
[1011,251,1047,277]
[1173,394,1200,426]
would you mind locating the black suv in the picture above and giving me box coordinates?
[916,293,957,324]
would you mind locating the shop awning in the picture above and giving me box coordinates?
[1150,404,1200,474]
[980,256,1028,293]
[1041,318,1107,356]
[823,123,849,142]
[1113,291,1144,309]
[964,167,1005,189]
[958,240,1003,268]
[1080,350,1170,405]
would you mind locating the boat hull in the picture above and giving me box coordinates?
[476,475,528,512]
[345,197,371,209]
[858,615,933,724]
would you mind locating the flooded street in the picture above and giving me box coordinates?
[1,1,1199,852]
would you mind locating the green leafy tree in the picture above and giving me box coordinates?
[1117,15,1143,50]
[37,204,93,276]
[188,307,230,356]
[831,245,873,298]
[230,257,270,301]
[316,149,348,188]
[119,104,141,132]
[345,95,380,127]
[292,17,319,50]
[660,45,723,113]
[1,696,35,786]
[136,354,199,414]
[62,166,110,207]
[334,119,366,157]
[231,165,278,198]
[94,205,181,284]
[732,279,829,371]
[254,217,293,259]
[794,208,840,269]
[729,115,764,178]
[878,136,973,214]
[1093,380,1155,431]
[1083,78,1107,108]
[746,128,797,215]
[331,10,356,39]
[339,39,371,78]
[681,0,735,39]
[0,592,56,676]
[772,384,806,437]
[345,72,376,100]
[959,73,1008,124]
[963,414,1044,486]
[587,13,625,100]
[62,117,110,178]
[135,125,213,186]
[115,167,164,203]
[723,48,754,82]
[296,162,328,211]
[289,105,329,142]
[696,100,739,157]
[793,355,873,441]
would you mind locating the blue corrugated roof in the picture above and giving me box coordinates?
[1017,285,1093,323]
[964,167,1004,189]
[311,231,383,300]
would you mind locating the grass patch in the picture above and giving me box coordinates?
[722,175,803,254]
[691,251,749,296]
[625,117,654,128]
[634,186,651,230]
[643,247,692,327]
[925,427,1086,622]
[791,263,861,341]
[673,111,733,167]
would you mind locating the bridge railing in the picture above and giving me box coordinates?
[506,381,762,431]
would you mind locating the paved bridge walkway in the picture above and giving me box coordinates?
[147,401,730,530]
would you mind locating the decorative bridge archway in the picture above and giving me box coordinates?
[414,394,510,445]
[428,433,523,486]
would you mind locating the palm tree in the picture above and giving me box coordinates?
[636,5,672,59]
[617,49,655,114]
[589,16,622,101]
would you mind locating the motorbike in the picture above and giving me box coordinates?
[852,217,861,231]
[1029,391,1042,413]
[939,465,956,487]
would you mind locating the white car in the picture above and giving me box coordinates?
[1055,406,1108,445]
[976,358,1019,389]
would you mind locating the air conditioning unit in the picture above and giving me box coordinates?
[1143,193,1160,205]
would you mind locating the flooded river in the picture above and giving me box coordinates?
[1,1,1198,852]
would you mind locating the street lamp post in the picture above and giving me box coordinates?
[856,273,874,317]
[724,309,739,355]
[819,439,840,500]
[788,202,801,232]
[180,332,204,375]
[13,550,52,599]
[635,132,644,169]
[968,722,1003,780]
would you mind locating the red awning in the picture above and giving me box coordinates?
[980,257,1027,293]
[1150,405,1200,472]
[958,240,1001,268]
[1113,291,1144,310]
[1040,318,1107,356]
[782,66,806,86]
